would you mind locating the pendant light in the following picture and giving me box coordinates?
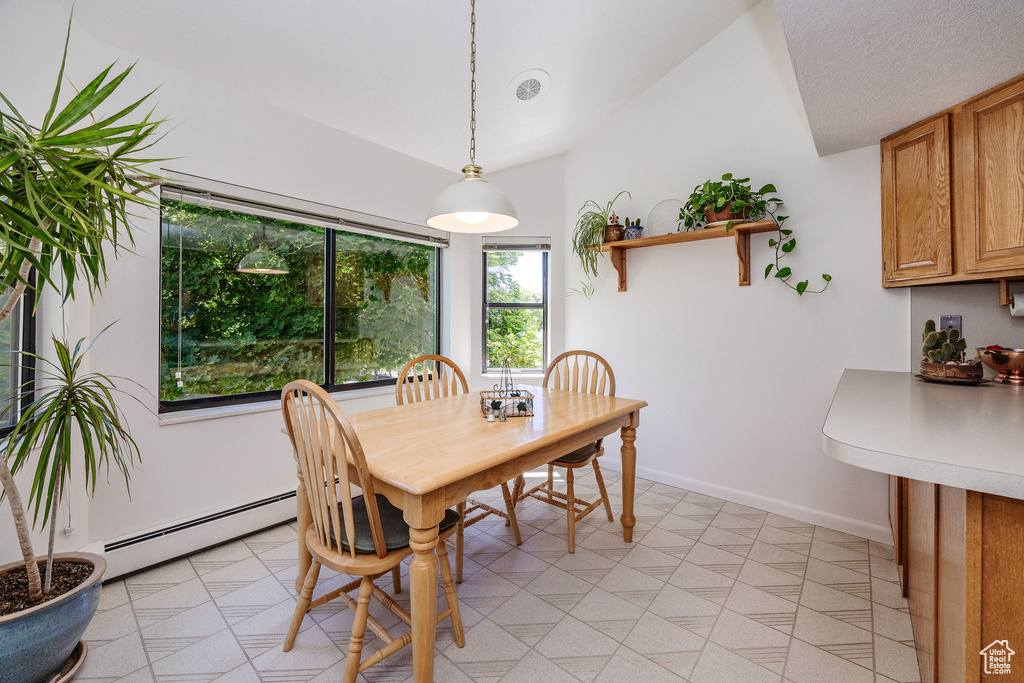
[427,0,518,234]
[237,226,289,274]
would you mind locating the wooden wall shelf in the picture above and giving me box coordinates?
[597,220,778,291]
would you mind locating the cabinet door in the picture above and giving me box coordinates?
[890,475,909,597]
[908,479,938,683]
[957,76,1024,273]
[881,115,953,285]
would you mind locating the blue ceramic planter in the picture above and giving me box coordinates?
[0,553,105,683]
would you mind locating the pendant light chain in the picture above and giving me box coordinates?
[469,0,477,166]
[425,0,518,232]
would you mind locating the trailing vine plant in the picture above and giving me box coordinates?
[680,174,831,295]
[759,190,832,296]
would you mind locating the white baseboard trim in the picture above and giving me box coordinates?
[613,462,892,545]
[102,495,296,580]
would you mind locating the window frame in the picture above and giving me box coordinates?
[0,273,36,437]
[481,246,548,374]
[157,191,443,414]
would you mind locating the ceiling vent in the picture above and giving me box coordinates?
[516,78,542,101]
[508,69,550,103]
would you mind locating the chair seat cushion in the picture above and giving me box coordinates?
[331,494,460,554]
[554,441,599,465]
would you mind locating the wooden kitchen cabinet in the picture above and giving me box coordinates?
[889,474,909,597]
[902,483,1024,683]
[881,73,1024,287]
[956,76,1024,275]
[881,115,952,283]
[908,479,938,682]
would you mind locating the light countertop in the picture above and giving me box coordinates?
[822,369,1024,499]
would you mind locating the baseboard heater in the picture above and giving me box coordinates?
[102,491,297,580]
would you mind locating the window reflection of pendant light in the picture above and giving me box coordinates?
[237,225,289,274]
[426,0,518,234]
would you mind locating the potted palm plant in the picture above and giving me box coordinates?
[0,15,164,682]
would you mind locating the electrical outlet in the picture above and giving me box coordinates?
[939,315,962,333]
[64,526,74,536]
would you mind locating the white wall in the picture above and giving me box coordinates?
[563,0,910,541]
[458,155,567,389]
[0,0,465,564]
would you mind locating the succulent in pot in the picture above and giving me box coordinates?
[919,320,983,383]
[623,217,643,240]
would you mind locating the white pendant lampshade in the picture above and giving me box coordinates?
[427,164,518,233]
[428,0,518,235]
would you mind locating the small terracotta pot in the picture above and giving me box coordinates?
[604,223,624,243]
[704,203,750,224]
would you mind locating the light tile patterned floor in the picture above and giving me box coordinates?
[77,469,921,682]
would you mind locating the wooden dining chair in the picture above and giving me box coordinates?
[513,350,616,553]
[396,355,523,582]
[281,380,464,682]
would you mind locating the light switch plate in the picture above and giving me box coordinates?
[939,315,962,333]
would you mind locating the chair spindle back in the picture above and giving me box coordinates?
[395,355,469,405]
[544,350,616,397]
[282,380,388,559]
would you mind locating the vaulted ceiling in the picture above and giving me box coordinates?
[56,0,759,172]
[55,0,1024,166]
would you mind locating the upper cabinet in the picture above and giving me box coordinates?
[957,77,1024,274]
[882,115,952,282]
[881,74,1024,288]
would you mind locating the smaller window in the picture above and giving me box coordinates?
[483,244,548,372]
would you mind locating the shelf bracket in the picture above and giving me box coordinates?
[610,246,627,292]
[734,230,752,286]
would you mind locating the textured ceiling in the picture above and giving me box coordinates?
[54,0,759,172]
[775,0,1024,156]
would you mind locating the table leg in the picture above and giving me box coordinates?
[295,463,312,593]
[409,524,439,682]
[620,411,639,543]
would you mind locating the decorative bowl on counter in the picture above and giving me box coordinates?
[919,360,985,383]
[977,347,1024,385]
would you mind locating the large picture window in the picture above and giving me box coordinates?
[483,243,547,372]
[160,194,440,412]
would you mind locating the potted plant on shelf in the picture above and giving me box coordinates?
[679,173,764,230]
[622,217,643,240]
[918,320,983,383]
[0,15,164,682]
[571,190,630,279]
[680,173,832,296]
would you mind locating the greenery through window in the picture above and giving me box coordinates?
[0,287,33,433]
[160,199,439,410]
[484,248,546,371]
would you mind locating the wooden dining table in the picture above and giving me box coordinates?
[289,386,647,682]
